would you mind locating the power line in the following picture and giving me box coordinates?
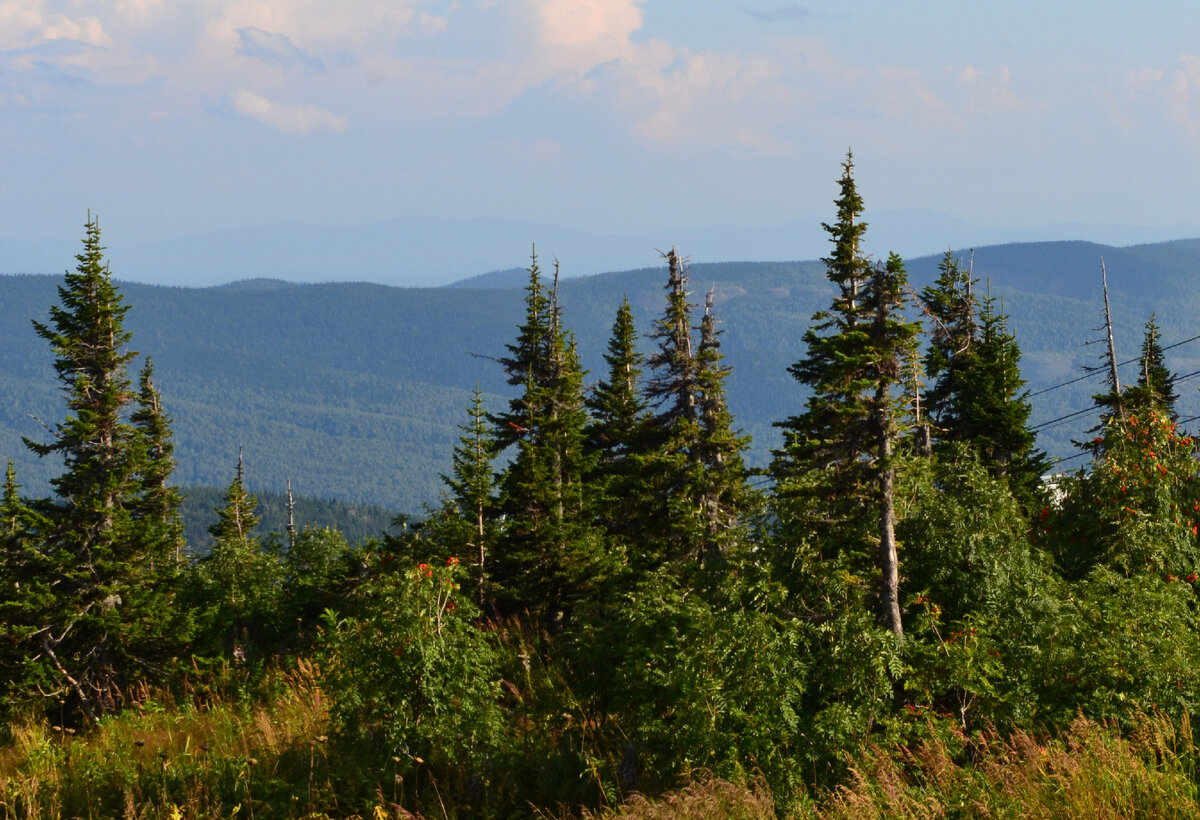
[1029,369,1200,435]
[1026,333,1200,399]
[1030,405,1098,432]
[1051,450,1090,467]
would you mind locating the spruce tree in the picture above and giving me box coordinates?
[920,254,1048,509]
[693,288,752,561]
[921,250,977,431]
[441,385,498,604]
[0,463,52,713]
[638,252,753,566]
[964,295,1050,507]
[772,156,919,639]
[491,256,603,624]
[129,358,186,564]
[585,297,651,548]
[21,216,180,720]
[1125,313,1178,418]
[639,249,705,565]
[491,248,551,451]
[1086,263,1125,433]
[645,249,700,428]
[198,451,279,658]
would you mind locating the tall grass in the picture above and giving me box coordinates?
[0,659,333,820]
[568,775,776,820]
[560,713,1200,820]
[6,666,1200,820]
[820,713,1200,819]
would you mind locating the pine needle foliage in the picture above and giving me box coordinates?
[16,216,184,722]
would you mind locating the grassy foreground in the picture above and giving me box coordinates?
[4,665,1200,820]
[580,716,1200,819]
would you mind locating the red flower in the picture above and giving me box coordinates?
[1187,573,1197,584]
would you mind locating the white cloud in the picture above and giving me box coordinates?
[39,13,110,46]
[0,0,47,49]
[0,1,111,49]
[229,88,348,135]
[615,43,788,151]
[530,0,641,50]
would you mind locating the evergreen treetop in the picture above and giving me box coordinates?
[1125,313,1178,418]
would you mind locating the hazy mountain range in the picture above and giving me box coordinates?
[4,212,1200,288]
[3,237,1200,518]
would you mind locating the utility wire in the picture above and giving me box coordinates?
[1052,450,1090,466]
[1026,333,1200,398]
[1030,405,1100,432]
[1029,369,1200,434]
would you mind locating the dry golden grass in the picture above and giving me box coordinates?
[563,775,776,820]
[819,714,1200,820]
[0,660,331,820]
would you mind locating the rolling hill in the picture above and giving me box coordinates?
[3,238,1200,515]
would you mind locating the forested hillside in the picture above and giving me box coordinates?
[7,163,1200,818]
[3,238,1200,512]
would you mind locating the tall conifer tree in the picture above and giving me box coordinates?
[641,249,708,565]
[198,451,281,657]
[921,250,977,430]
[921,253,1047,508]
[640,252,752,566]
[694,289,752,561]
[773,156,919,638]
[21,216,180,720]
[128,358,186,564]
[492,255,602,624]
[586,297,651,547]
[441,386,498,604]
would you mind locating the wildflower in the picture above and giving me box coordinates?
[1188,573,1198,584]
[446,556,460,566]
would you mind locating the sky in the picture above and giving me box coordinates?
[4,0,1200,284]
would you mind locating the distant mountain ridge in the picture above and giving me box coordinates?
[3,238,1199,520]
[4,212,1198,288]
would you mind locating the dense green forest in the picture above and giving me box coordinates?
[7,157,1200,818]
[4,233,1200,513]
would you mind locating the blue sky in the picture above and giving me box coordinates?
[4,1,1200,283]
